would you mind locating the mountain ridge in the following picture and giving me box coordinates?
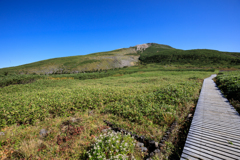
[0,43,239,75]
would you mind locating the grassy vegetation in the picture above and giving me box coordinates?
[87,131,136,159]
[216,71,240,113]
[0,69,137,88]
[0,74,41,88]
[0,47,139,75]
[0,64,215,88]
[0,64,217,159]
[139,46,240,69]
[1,43,238,76]
[1,42,239,159]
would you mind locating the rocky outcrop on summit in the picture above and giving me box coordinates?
[135,43,174,52]
[135,43,160,51]
[136,44,151,51]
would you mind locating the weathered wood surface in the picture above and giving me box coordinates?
[181,74,240,160]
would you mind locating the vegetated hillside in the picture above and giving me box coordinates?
[0,43,176,76]
[1,42,239,76]
[139,45,240,68]
[0,47,140,75]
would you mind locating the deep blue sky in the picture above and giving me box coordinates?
[0,0,240,69]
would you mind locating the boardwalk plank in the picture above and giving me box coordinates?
[184,142,235,159]
[186,135,240,155]
[187,130,240,148]
[191,121,240,130]
[185,138,240,159]
[189,124,240,136]
[181,152,208,160]
[188,128,240,143]
[183,146,221,160]
[189,127,240,139]
[190,122,240,132]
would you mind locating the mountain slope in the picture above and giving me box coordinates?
[0,47,140,75]
[1,43,239,75]
[139,45,240,68]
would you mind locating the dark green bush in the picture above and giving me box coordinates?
[216,71,240,101]
[139,47,240,67]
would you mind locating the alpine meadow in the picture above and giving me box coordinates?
[0,43,239,159]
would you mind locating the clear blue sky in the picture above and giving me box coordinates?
[0,0,240,69]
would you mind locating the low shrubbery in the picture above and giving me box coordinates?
[0,68,215,159]
[0,74,41,88]
[103,83,198,128]
[0,66,214,88]
[87,131,136,160]
[139,46,240,68]
[0,69,138,88]
[216,71,240,113]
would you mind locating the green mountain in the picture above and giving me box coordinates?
[139,44,240,68]
[0,47,139,75]
[1,43,239,75]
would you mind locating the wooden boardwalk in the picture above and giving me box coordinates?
[181,74,240,160]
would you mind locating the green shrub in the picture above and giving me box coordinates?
[87,131,136,160]
[216,71,240,101]
[139,47,240,68]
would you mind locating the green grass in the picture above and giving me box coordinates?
[216,71,240,113]
[0,42,238,159]
[1,42,238,77]
[0,74,42,88]
[0,65,215,88]
[0,64,217,159]
[216,71,240,101]
[139,46,240,68]
[0,68,139,88]
[0,47,139,75]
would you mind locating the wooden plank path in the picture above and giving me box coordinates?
[181,74,240,160]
